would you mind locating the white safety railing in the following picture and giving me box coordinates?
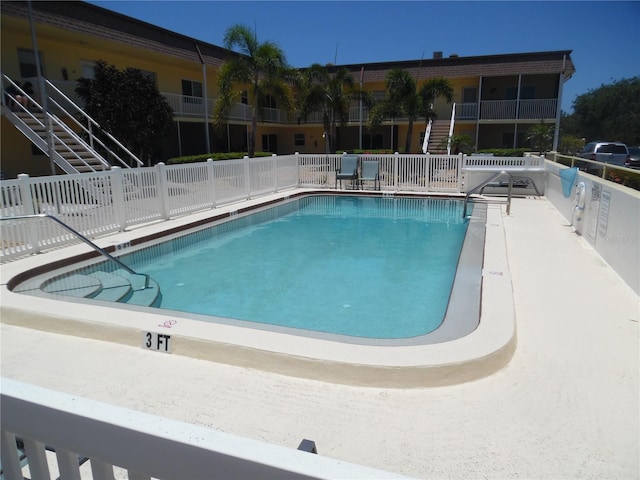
[0,378,402,480]
[463,155,545,168]
[1,153,539,260]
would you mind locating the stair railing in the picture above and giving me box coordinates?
[45,79,143,168]
[1,214,150,291]
[3,73,111,173]
[462,170,514,217]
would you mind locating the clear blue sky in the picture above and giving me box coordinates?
[89,1,639,112]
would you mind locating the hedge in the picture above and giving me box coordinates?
[166,152,273,165]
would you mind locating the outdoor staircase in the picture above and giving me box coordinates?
[14,111,109,173]
[426,120,451,154]
[2,74,143,174]
[33,268,162,307]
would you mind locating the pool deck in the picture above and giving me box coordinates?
[1,194,639,479]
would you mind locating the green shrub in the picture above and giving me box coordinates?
[475,148,530,157]
[166,152,273,164]
[606,169,640,191]
[342,149,396,155]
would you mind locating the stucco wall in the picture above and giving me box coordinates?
[545,160,640,295]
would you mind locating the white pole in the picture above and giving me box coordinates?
[422,119,432,154]
[447,103,456,155]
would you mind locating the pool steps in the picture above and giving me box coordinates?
[39,269,162,307]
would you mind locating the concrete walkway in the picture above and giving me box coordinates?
[1,197,638,479]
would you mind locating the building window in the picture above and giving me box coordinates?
[241,90,248,105]
[18,48,44,77]
[462,87,478,103]
[506,86,536,100]
[520,86,536,99]
[263,94,276,109]
[182,79,202,104]
[294,133,305,146]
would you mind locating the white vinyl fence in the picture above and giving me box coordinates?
[0,153,534,260]
[0,378,404,480]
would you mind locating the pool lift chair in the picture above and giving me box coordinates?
[359,160,380,190]
[335,154,359,189]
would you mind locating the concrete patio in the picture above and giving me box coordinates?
[1,196,638,479]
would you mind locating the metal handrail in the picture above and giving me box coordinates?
[44,79,143,168]
[462,170,514,217]
[0,214,150,290]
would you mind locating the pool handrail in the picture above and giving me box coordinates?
[0,213,151,290]
[463,170,514,217]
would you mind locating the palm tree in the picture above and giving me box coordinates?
[296,63,372,152]
[525,121,554,153]
[369,70,453,152]
[214,24,295,157]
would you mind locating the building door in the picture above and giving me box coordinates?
[262,134,278,154]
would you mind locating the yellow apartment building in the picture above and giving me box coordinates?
[1,0,575,178]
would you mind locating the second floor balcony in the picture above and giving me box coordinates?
[47,80,558,125]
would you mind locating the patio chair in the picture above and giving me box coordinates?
[359,160,380,190]
[335,155,359,189]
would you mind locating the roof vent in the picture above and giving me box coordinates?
[433,51,443,59]
[449,54,459,58]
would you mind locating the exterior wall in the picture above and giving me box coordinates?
[545,160,640,295]
[1,2,572,170]
[0,124,52,178]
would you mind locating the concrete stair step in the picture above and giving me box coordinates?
[89,271,133,302]
[114,269,163,307]
[41,273,102,298]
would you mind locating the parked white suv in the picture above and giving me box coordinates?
[578,141,630,166]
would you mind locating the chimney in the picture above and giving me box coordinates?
[433,51,443,59]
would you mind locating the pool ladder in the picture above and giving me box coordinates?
[1,213,152,291]
[462,170,514,218]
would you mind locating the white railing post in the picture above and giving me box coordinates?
[458,153,464,192]
[23,438,51,478]
[272,153,278,192]
[110,167,127,231]
[18,173,41,254]
[206,158,217,208]
[243,156,251,199]
[18,173,36,216]
[156,163,170,220]
[295,152,300,187]
[425,153,431,192]
[1,431,23,479]
[393,152,399,191]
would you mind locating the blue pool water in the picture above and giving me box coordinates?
[125,195,470,339]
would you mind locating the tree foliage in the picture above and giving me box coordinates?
[295,63,373,152]
[368,70,453,152]
[75,60,174,165]
[564,76,640,146]
[439,133,474,154]
[525,121,554,153]
[214,24,296,157]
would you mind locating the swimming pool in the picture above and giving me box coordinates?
[11,193,484,344]
[4,191,516,386]
[124,195,471,339]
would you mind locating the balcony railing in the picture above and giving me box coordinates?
[456,103,478,120]
[479,99,557,120]
[162,92,215,118]
[48,81,557,123]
